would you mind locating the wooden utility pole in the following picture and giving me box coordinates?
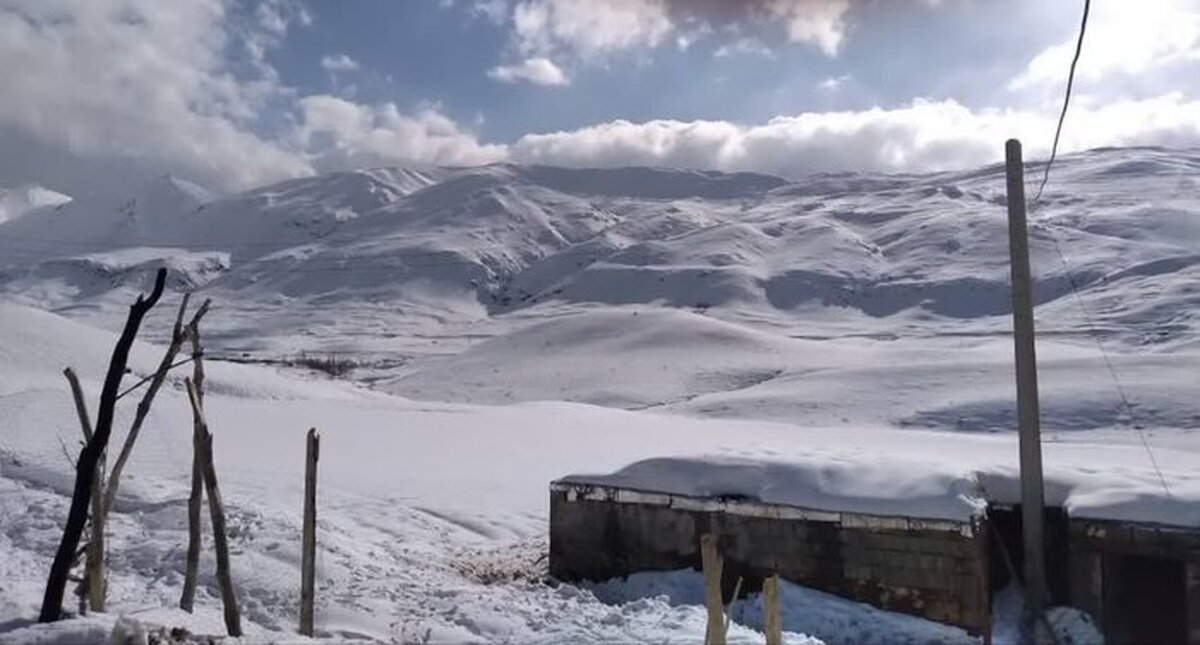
[300,428,320,636]
[1005,138,1047,631]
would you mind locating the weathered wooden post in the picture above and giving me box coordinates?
[700,533,725,645]
[1005,138,1047,633]
[63,367,106,613]
[180,318,207,612]
[300,427,320,636]
[763,574,782,645]
[186,377,242,637]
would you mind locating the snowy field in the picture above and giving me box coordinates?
[0,146,1196,642]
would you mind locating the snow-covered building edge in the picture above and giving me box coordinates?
[551,462,1200,643]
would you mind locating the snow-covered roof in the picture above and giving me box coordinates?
[559,444,1200,529]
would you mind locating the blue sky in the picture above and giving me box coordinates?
[0,0,1198,198]
[281,1,1077,141]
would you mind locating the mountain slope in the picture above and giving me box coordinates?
[0,147,1196,420]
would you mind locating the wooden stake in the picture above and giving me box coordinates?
[180,321,207,612]
[186,377,242,637]
[40,268,166,623]
[700,533,725,645]
[64,367,106,613]
[300,428,320,636]
[763,575,782,645]
[1005,138,1047,630]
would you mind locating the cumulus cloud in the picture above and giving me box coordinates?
[492,0,861,71]
[510,95,1200,176]
[1011,0,1200,90]
[512,0,674,58]
[0,0,512,195]
[488,57,570,85]
[764,0,851,55]
[0,0,312,193]
[321,54,361,72]
[295,96,507,171]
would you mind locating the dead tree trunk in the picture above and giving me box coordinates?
[300,428,320,636]
[63,367,106,613]
[186,377,242,637]
[39,268,166,623]
[180,319,207,612]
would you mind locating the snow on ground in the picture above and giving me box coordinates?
[2,301,977,643]
[0,147,1198,642]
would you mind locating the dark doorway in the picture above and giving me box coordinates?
[1106,553,1187,644]
[986,504,1070,604]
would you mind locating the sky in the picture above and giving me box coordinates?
[1,0,1198,199]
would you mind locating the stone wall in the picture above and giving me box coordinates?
[549,482,990,635]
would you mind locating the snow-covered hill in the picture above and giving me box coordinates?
[0,146,1195,425]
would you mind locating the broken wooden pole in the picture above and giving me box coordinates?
[700,533,725,645]
[300,427,320,636]
[186,377,242,637]
[1005,138,1047,628]
[39,268,166,623]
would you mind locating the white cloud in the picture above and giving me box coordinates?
[510,95,1200,176]
[511,0,673,59]
[1011,0,1200,90]
[495,0,865,68]
[0,0,312,192]
[295,96,508,171]
[488,57,570,85]
[321,54,361,72]
[819,74,852,91]
[764,0,851,55]
[714,38,773,58]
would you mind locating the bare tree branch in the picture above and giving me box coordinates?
[63,368,93,441]
[114,357,195,402]
[104,295,210,517]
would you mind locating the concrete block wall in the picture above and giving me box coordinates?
[549,483,990,635]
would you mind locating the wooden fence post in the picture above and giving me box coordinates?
[63,367,106,613]
[180,321,207,612]
[763,574,782,645]
[186,378,242,637]
[300,428,320,636]
[701,533,725,645]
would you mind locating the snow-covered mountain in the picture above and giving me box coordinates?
[0,183,71,223]
[0,146,1196,426]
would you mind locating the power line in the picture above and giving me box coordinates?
[1032,0,1091,206]
[1025,0,1172,498]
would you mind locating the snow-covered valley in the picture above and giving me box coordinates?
[1,146,1197,642]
